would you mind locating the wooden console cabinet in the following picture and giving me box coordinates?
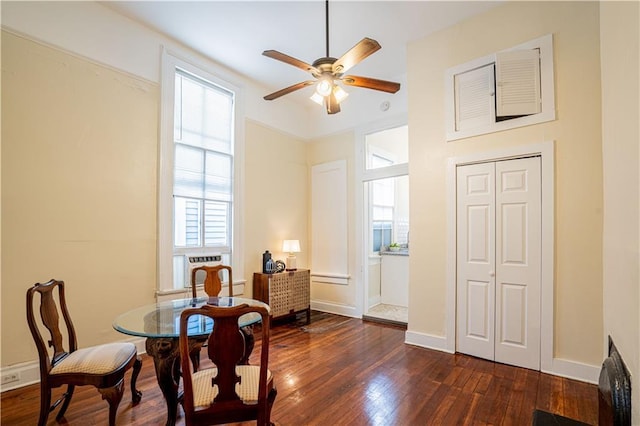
[252,269,310,324]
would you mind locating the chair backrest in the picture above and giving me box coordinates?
[191,265,233,299]
[179,302,271,423]
[26,279,77,377]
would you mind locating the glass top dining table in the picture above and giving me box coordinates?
[112,296,268,339]
[112,296,269,426]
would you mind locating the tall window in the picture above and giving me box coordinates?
[172,70,234,287]
[159,51,240,293]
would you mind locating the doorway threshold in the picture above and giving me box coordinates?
[363,303,408,329]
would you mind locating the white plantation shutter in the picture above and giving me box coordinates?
[454,64,496,131]
[495,49,541,116]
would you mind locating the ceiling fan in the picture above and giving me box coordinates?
[262,0,401,114]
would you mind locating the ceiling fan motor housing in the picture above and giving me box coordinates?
[311,57,339,77]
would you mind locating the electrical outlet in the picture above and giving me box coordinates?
[1,373,20,385]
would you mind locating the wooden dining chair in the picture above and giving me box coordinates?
[190,265,234,371]
[191,264,234,299]
[179,303,277,426]
[26,279,142,426]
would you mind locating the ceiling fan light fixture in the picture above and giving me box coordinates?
[316,78,333,97]
[333,85,349,103]
[310,91,325,106]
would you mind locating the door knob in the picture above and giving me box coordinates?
[489,271,495,277]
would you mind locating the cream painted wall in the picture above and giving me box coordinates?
[1,33,311,371]
[407,2,604,366]
[600,1,639,421]
[243,120,309,290]
[307,132,358,312]
[1,32,159,366]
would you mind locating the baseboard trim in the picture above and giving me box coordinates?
[1,336,147,392]
[310,300,359,318]
[368,295,381,308]
[403,330,599,384]
[546,357,600,384]
[404,330,454,354]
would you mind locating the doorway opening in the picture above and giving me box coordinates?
[360,125,409,326]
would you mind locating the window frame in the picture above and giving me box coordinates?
[367,147,396,253]
[158,48,245,295]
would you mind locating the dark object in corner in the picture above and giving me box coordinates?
[533,336,631,426]
[532,410,589,425]
[598,336,632,426]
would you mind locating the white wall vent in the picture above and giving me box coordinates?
[187,254,222,287]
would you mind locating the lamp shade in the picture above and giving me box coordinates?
[282,240,301,253]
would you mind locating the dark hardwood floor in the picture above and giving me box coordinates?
[1,311,598,425]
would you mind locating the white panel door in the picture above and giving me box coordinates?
[495,157,541,369]
[456,162,495,361]
[456,157,541,370]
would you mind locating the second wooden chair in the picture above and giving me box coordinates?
[190,265,234,371]
[191,265,233,299]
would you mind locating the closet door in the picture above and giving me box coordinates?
[456,157,541,370]
[456,162,496,361]
[494,157,541,369]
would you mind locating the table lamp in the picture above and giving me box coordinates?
[282,239,301,271]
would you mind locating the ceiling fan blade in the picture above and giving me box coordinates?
[341,75,401,94]
[332,38,381,75]
[326,92,340,114]
[264,81,316,101]
[262,50,320,75]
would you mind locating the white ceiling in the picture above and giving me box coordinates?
[103,1,500,104]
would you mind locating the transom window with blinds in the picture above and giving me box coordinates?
[445,34,556,141]
[159,50,241,293]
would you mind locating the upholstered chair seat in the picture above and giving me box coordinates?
[49,342,138,376]
[192,366,273,407]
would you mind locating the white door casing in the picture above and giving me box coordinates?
[456,157,541,370]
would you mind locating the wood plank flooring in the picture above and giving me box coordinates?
[1,311,598,425]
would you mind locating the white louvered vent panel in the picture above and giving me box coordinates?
[454,64,496,131]
[496,49,541,116]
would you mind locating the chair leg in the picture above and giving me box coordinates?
[261,387,278,426]
[37,384,52,426]
[98,378,124,426]
[55,384,75,420]
[131,356,143,404]
[189,347,201,372]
